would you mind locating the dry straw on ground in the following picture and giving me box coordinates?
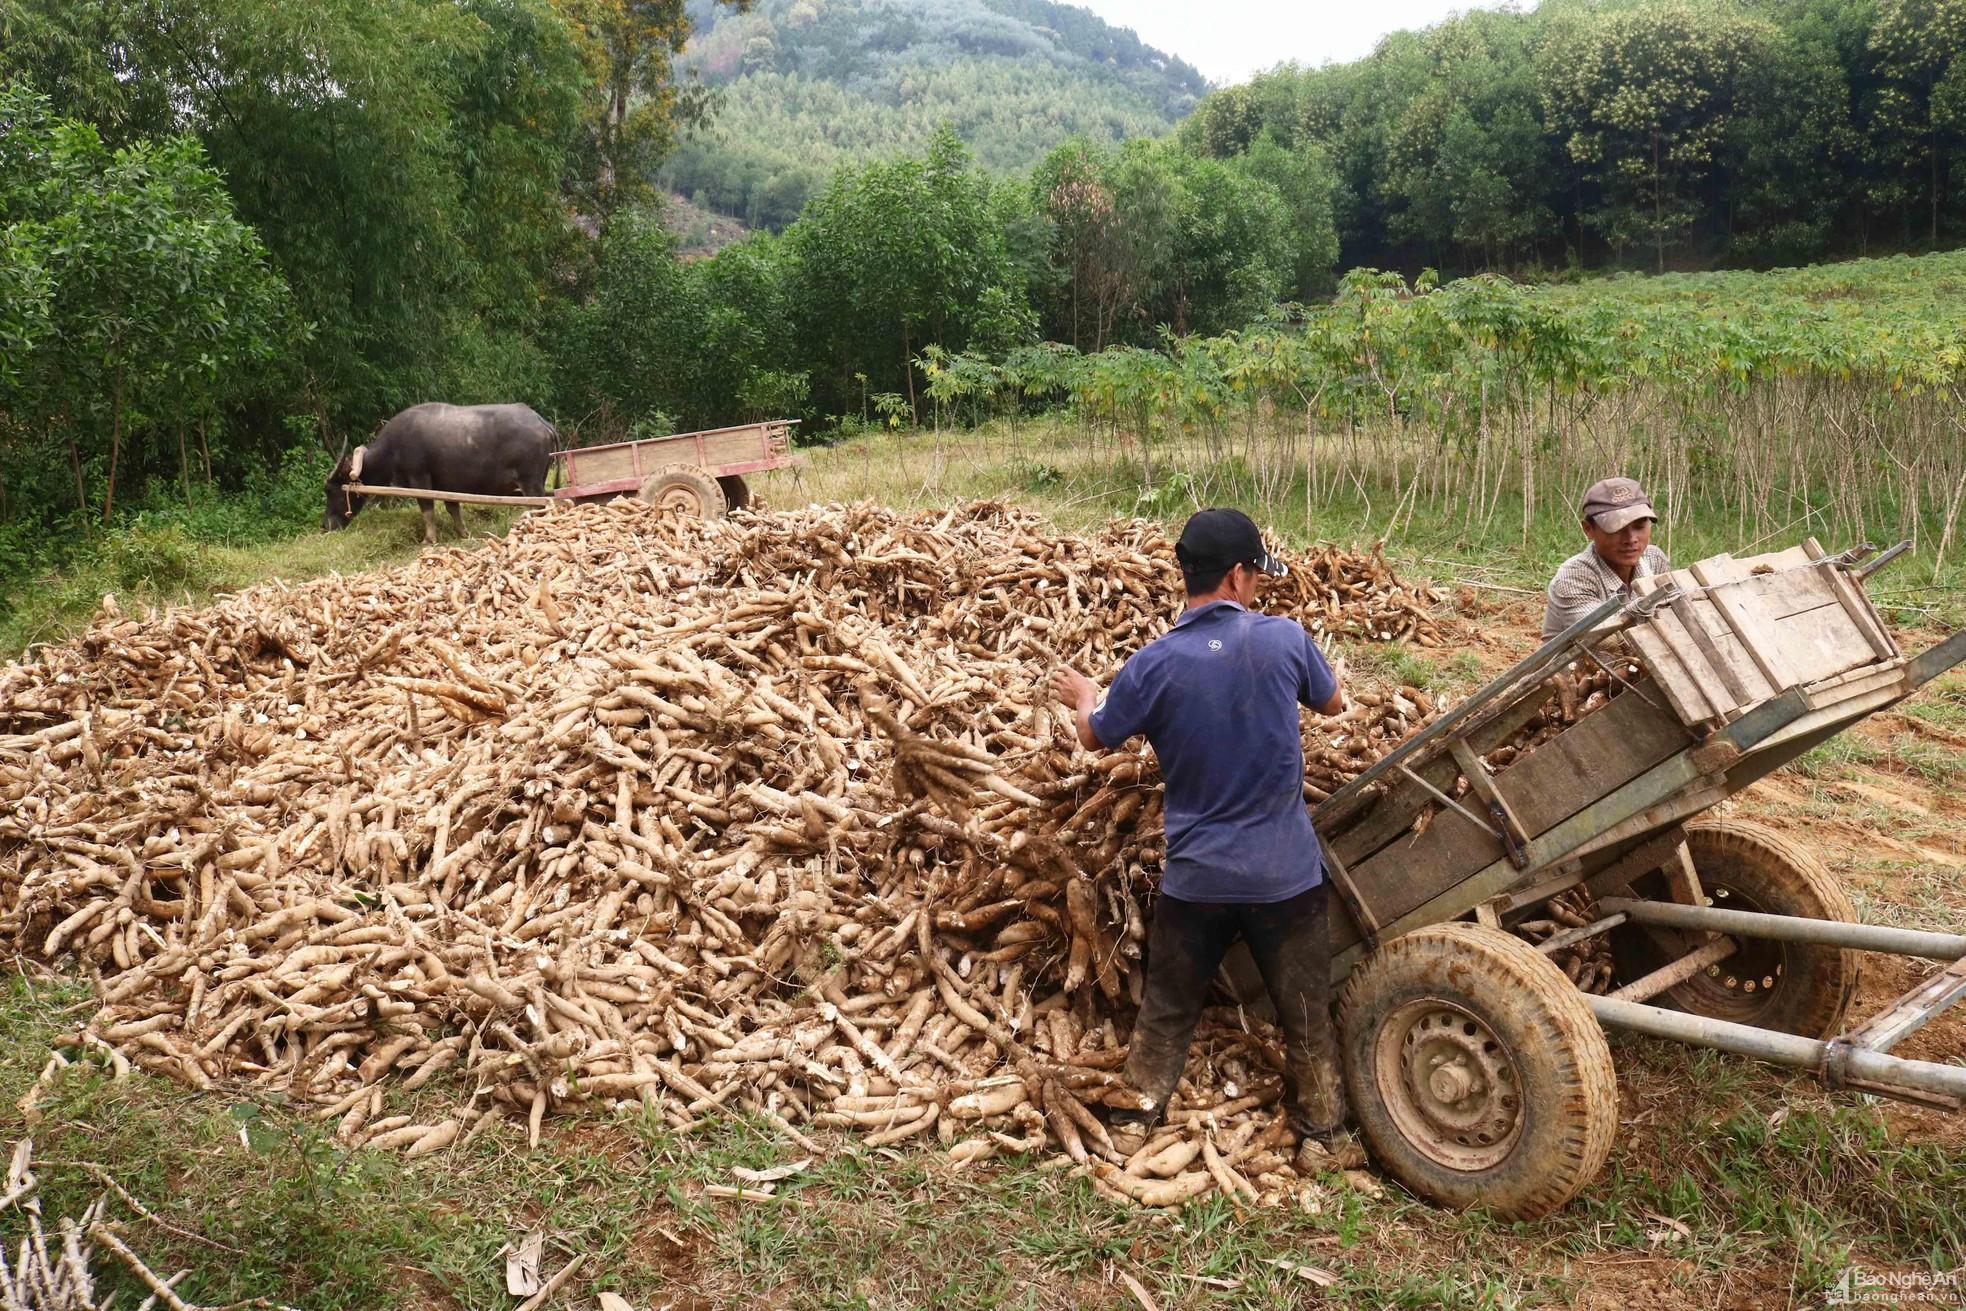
[2,499,1464,1208]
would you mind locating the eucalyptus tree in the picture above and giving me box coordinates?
[1541,1,1777,271]
[1863,0,1966,244]
[1231,133,1341,298]
[1376,8,1558,272]
[552,0,752,226]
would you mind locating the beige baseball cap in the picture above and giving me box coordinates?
[1581,477,1657,532]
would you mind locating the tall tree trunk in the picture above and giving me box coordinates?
[901,324,917,423]
[1654,132,1665,275]
[1070,241,1083,352]
[68,437,87,529]
[102,368,125,527]
[178,424,193,507]
[198,417,213,484]
[1575,172,1585,263]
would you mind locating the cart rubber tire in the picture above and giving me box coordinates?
[717,474,751,511]
[1616,818,1859,1039]
[638,465,726,519]
[1338,922,1618,1220]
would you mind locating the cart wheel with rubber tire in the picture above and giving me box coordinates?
[717,474,751,511]
[638,465,726,519]
[1338,922,1619,1219]
[1610,818,1859,1039]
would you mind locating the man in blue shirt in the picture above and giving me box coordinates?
[1050,508,1354,1165]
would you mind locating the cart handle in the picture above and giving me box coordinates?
[1853,540,1912,581]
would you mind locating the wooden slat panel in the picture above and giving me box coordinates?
[1774,600,1885,684]
[1625,621,1718,725]
[1326,682,1563,865]
[1690,556,1801,691]
[1684,546,1887,689]
[568,447,638,485]
[1732,546,1816,574]
[1679,595,1775,704]
[1803,536,1899,662]
[1624,636,1700,721]
[700,428,771,468]
[1742,569,1842,622]
[1345,809,1504,927]
[1334,744,1714,968]
[1496,685,1694,834]
[1346,685,1692,926]
[1803,661,1909,711]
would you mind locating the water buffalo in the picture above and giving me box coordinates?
[324,403,555,544]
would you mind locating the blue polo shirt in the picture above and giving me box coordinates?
[1089,601,1336,903]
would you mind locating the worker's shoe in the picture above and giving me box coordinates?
[1294,1129,1366,1174]
[1106,1115,1154,1159]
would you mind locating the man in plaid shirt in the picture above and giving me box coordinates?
[1543,477,1671,639]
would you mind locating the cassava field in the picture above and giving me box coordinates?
[0,407,1961,1311]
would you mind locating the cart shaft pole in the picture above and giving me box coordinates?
[1599,898,1966,962]
[1586,995,1966,1103]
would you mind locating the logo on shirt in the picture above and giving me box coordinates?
[1207,640,1222,651]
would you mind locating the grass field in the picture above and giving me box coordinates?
[2,425,1963,1308]
[3,414,1960,659]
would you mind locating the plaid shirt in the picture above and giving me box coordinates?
[1541,544,1670,639]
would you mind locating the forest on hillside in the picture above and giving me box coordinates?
[1182,0,1966,273]
[661,0,1204,227]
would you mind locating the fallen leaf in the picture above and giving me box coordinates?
[597,1295,637,1311]
[1644,1211,1693,1247]
[1117,1269,1160,1311]
[505,1230,544,1297]
[1266,1256,1339,1287]
[513,1253,585,1311]
[732,1158,812,1184]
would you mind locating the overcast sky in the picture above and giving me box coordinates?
[1073,1,1524,83]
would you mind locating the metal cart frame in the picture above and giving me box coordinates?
[1304,539,1966,1215]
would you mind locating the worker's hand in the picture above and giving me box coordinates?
[1048,666,1098,712]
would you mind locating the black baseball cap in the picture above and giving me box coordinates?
[1175,508,1288,579]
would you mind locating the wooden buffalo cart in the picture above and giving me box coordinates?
[343,419,800,520]
[551,419,800,516]
[1294,539,1966,1217]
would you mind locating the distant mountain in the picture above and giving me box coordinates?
[663,0,1208,229]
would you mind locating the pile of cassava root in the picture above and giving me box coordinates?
[0,499,1462,1210]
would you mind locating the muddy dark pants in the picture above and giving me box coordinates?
[1114,880,1345,1137]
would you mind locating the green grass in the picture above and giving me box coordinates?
[791,420,1966,628]
[0,973,1960,1310]
[6,414,1962,660]
[1899,677,1966,733]
[0,505,525,659]
[1793,730,1966,786]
